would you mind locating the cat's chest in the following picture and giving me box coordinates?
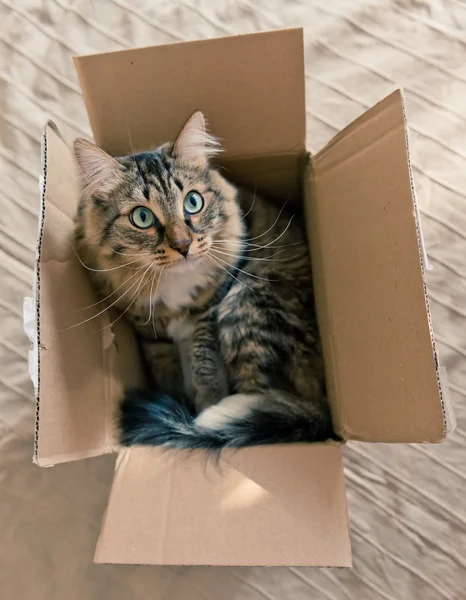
[129,261,213,341]
[131,307,193,343]
[155,262,209,311]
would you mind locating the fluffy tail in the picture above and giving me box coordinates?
[119,389,336,450]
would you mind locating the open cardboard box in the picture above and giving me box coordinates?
[25,29,454,567]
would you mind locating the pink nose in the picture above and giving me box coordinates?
[169,238,192,257]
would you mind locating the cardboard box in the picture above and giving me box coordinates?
[26,29,454,567]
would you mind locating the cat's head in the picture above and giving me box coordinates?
[73,112,243,275]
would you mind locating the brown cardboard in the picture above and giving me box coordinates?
[74,29,306,159]
[95,445,351,566]
[29,28,452,567]
[34,123,145,466]
[309,91,448,442]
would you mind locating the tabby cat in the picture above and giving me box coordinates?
[73,112,334,449]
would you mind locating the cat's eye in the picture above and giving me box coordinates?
[129,206,156,229]
[183,191,204,215]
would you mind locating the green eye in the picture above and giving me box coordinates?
[129,207,156,229]
[184,191,204,215]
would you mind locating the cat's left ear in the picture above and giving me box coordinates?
[73,138,123,193]
[172,112,221,168]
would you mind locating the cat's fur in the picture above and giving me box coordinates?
[73,112,334,449]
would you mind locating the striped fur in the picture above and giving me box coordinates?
[73,112,335,450]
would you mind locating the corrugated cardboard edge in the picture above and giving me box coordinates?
[400,92,456,439]
[26,121,53,465]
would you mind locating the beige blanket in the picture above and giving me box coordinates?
[1,0,465,598]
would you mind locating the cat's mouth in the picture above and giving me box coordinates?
[166,250,207,268]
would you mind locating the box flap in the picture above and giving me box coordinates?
[73,29,305,159]
[308,90,451,443]
[95,445,351,567]
[31,123,145,466]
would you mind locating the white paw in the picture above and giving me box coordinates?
[195,394,260,430]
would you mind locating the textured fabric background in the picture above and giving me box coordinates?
[1,1,465,598]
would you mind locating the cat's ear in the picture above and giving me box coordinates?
[73,138,123,193]
[172,111,221,168]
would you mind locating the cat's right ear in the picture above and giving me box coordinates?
[73,138,123,193]
[172,112,221,168]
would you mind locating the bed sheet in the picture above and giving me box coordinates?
[1,1,465,598]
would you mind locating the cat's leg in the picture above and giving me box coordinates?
[190,311,229,413]
[195,360,270,430]
[195,360,332,442]
[194,290,333,441]
[194,325,272,429]
[143,341,185,401]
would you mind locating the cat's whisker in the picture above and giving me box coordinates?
[142,271,157,328]
[210,239,302,253]
[203,254,261,295]
[81,261,163,312]
[209,247,301,263]
[77,263,149,311]
[211,221,300,251]
[211,240,286,255]
[239,200,290,243]
[150,275,159,338]
[102,263,156,331]
[211,239,263,248]
[141,265,165,329]
[213,196,288,243]
[62,262,155,331]
[103,242,157,258]
[238,216,297,252]
[213,189,257,236]
[210,240,282,252]
[146,266,164,339]
[75,252,145,273]
[211,238,302,252]
[260,215,296,249]
[241,188,257,221]
[206,252,278,282]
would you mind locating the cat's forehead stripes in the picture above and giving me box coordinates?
[133,151,176,199]
[126,150,213,220]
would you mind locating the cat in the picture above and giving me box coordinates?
[73,111,335,449]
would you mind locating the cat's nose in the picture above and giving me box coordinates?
[169,238,192,257]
